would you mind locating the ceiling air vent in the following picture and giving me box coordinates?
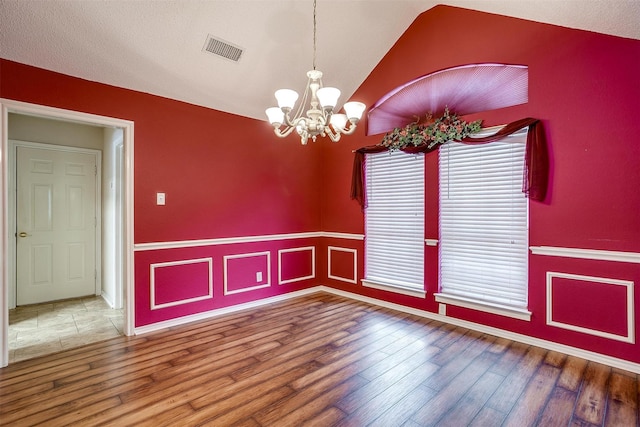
[202,34,243,62]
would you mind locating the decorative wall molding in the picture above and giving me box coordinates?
[530,246,640,263]
[134,231,364,251]
[278,246,316,285]
[322,232,364,241]
[327,246,358,284]
[546,271,635,343]
[134,232,323,251]
[150,257,213,310]
[223,251,271,295]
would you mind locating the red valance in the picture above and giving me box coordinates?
[351,118,548,208]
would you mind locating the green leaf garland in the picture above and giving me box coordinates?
[380,108,482,150]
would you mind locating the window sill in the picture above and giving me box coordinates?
[362,279,426,298]
[434,293,532,321]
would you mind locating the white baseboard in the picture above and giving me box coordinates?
[134,284,640,374]
[100,291,115,309]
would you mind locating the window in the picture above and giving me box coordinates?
[436,133,530,319]
[364,151,425,297]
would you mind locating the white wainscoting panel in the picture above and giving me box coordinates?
[278,246,316,285]
[327,246,358,284]
[150,258,213,310]
[223,251,271,295]
[546,271,635,343]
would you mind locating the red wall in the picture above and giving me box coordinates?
[320,6,640,364]
[1,59,322,326]
[0,60,323,242]
[3,4,640,364]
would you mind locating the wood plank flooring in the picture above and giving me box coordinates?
[1,293,638,426]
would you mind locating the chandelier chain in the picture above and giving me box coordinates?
[312,0,317,70]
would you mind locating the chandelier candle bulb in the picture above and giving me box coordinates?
[330,114,348,132]
[316,87,340,109]
[275,89,299,110]
[344,102,366,121]
[265,107,284,127]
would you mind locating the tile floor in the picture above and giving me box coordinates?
[8,296,124,363]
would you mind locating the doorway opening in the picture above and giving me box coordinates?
[1,99,135,367]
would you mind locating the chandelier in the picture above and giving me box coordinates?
[265,0,366,145]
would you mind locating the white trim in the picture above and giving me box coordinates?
[150,258,213,310]
[425,239,438,247]
[362,279,426,299]
[530,246,640,263]
[322,232,364,240]
[546,271,635,343]
[327,246,358,284]
[134,287,321,335]
[434,293,532,321]
[134,232,322,251]
[223,251,271,295]
[0,98,135,368]
[133,231,364,251]
[320,286,640,374]
[278,246,316,285]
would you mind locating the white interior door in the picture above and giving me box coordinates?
[16,146,98,305]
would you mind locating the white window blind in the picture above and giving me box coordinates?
[365,151,424,292]
[438,135,528,309]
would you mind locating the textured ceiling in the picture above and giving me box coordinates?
[1,0,639,121]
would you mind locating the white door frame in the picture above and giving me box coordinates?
[10,141,103,306]
[0,99,135,367]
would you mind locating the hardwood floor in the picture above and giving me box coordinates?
[1,293,638,426]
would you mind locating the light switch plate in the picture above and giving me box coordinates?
[156,192,166,205]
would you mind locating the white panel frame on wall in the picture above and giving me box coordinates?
[546,271,635,343]
[150,257,213,310]
[278,246,316,285]
[0,98,135,368]
[223,251,271,295]
[327,246,358,284]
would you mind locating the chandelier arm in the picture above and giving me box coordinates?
[284,115,308,129]
[273,125,298,139]
[338,120,360,136]
[324,126,342,142]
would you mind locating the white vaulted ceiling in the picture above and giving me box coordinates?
[1,1,639,121]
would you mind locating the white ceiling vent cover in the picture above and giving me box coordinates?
[203,35,243,62]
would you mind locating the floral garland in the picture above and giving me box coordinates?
[380,108,482,150]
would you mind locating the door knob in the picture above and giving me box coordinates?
[18,232,30,238]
